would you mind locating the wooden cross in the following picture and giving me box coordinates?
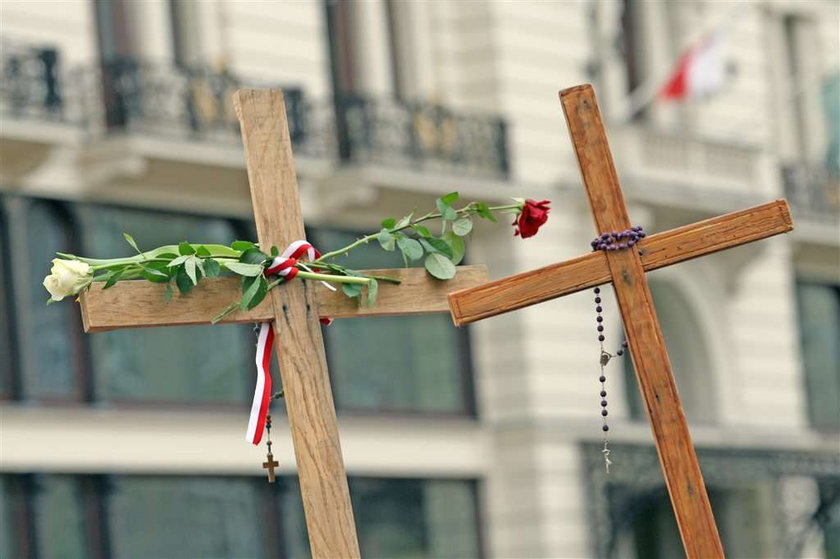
[262,452,279,483]
[78,89,489,558]
[449,85,794,559]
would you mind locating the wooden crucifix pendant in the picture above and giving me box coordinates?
[263,452,279,484]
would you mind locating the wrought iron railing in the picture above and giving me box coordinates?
[334,95,510,179]
[782,163,840,223]
[0,40,67,122]
[87,57,318,152]
[2,43,511,179]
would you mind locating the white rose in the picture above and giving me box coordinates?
[43,258,92,301]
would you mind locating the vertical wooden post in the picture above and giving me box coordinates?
[559,85,724,558]
[234,89,360,558]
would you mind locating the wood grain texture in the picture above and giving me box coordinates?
[449,200,792,326]
[80,265,488,332]
[560,84,724,558]
[234,89,360,558]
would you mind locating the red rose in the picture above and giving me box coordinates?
[513,199,550,238]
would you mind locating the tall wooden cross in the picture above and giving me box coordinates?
[449,84,794,559]
[78,89,489,558]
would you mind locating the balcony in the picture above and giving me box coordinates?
[0,40,87,181]
[335,95,509,180]
[2,41,511,186]
[609,126,770,213]
[781,163,840,224]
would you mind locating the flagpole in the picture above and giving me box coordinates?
[617,2,749,124]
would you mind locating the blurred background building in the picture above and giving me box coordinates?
[1,0,838,557]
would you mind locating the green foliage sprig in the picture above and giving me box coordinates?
[45,193,528,321]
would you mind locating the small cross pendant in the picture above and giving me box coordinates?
[262,452,279,483]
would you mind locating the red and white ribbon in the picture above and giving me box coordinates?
[246,240,333,445]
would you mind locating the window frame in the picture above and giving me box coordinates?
[308,225,478,419]
[71,199,257,410]
[6,196,91,404]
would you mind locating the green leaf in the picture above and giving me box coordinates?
[203,258,221,278]
[103,268,124,289]
[140,264,170,283]
[196,245,211,257]
[452,217,473,236]
[441,191,459,205]
[178,242,195,255]
[444,231,466,265]
[424,253,456,280]
[475,201,497,222]
[185,257,198,285]
[231,240,256,252]
[123,232,141,254]
[366,279,379,307]
[412,225,432,238]
[395,213,414,229]
[436,198,458,221]
[156,252,179,260]
[240,248,269,266]
[168,255,190,267]
[396,236,423,261]
[381,217,396,229]
[164,279,175,301]
[377,229,396,251]
[175,266,194,294]
[240,275,268,310]
[341,282,363,298]
[420,237,453,259]
[224,262,264,277]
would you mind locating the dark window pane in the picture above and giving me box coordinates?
[350,478,481,559]
[796,282,840,429]
[0,476,18,558]
[0,201,14,397]
[78,206,252,403]
[310,229,473,414]
[21,201,81,399]
[108,477,264,558]
[33,475,89,558]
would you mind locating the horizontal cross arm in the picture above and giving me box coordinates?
[449,199,792,326]
[79,265,488,332]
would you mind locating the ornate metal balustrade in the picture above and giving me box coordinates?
[782,163,840,224]
[3,43,510,179]
[83,58,329,155]
[583,442,840,558]
[0,40,74,124]
[335,95,510,179]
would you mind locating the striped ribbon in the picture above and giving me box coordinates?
[245,240,333,445]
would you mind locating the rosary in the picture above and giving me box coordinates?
[590,225,646,473]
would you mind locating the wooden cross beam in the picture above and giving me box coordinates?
[449,85,794,559]
[78,89,488,558]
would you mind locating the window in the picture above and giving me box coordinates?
[15,200,87,401]
[77,204,254,404]
[283,476,482,558]
[0,199,17,398]
[31,475,92,558]
[624,282,715,423]
[619,484,774,558]
[109,477,265,558]
[3,474,482,558]
[310,228,475,415]
[795,281,840,429]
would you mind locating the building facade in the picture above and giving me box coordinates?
[1,0,838,557]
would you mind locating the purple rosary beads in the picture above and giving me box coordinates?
[590,226,643,473]
[590,226,646,252]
